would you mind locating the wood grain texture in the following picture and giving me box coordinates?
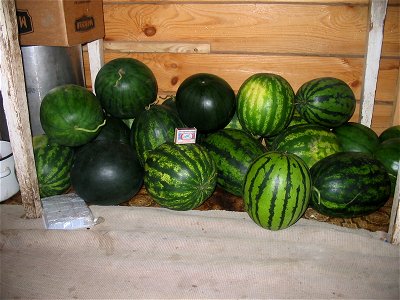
[102,3,399,57]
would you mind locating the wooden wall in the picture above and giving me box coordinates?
[83,0,400,135]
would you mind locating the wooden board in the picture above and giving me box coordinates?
[102,2,399,57]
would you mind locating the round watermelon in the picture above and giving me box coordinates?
[310,152,391,218]
[71,140,144,205]
[33,135,74,198]
[243,151,312,230]
[144,142,217,210]
[295,77,356,128]
[272,123,341,168]
[130,104,185,166]
[40,84,105,147]
[373,138,400,196]
[94,58,158,119]
[333,122,379,154]
[379,125,400,143]
[176,73,236,133]
[201,128,267,196]
[236,73,295,137]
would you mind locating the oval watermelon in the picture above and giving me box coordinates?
[272,123,341,168]
[71,140,144,205]
[236,73,295,137]
[379,125,400,143]
[373,138,400,196]
[243,151,312,230]
[33,135,74,198]
[144,142,217,210]
[333,122,379,154]
[295,77,356,128]
[176,73,236,133]
[40,84,105,147]
[94,58,158,119]
[310,152,391,218]
[130,104,185,166]
[201,128,267,196]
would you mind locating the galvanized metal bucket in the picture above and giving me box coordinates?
[21,45,85,136]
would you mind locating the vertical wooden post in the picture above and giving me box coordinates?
[391,67,400,126]
[359,0,388,127]
[0,0,41,218]
[87,39,104,93]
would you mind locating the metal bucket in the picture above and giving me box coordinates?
[21,45,85,136]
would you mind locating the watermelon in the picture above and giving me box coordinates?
[33,135,74,198]
[272,123,341,168]
[310,152,391,218]
[224,112,243,131]
[373,138,400,196]
[295,77,356,128]
[243,151,312,230]
[287,109,308,128]
[176,73,236,133]
[71,140,144,205]
[130,104,185,166]
[95,116,131,145]
[236,73,294,137]
[144,142,217,210]
[161,95,178,113]
[40,84,105,147]
[333,122,379,154]
[201,128,267,196]
[379,125,400,143]
[94,58,158,119]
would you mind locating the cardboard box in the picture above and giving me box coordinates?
[16,0,104,46]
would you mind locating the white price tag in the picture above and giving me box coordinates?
[174,128,197,144]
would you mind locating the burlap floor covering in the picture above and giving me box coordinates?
[1,204,399,299]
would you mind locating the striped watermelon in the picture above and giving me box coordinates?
[201,128,267,196]
[144,142,217,210]
[130,104,185,166]
[236,73,295,137]
[272,124,341,168]
[333,122,379,154]
[310,152,391,218]
[243,151,312,230]
[295,77,356,128]
[94,58,158,119]
[33,135,74,198]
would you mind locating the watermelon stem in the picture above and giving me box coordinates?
[312,186,321,204]
[345,192,361,206]
[74,119,106,133]
[145,99,159,110]
[114,69,125,87]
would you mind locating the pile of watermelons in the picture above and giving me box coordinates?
[34,57,400,231]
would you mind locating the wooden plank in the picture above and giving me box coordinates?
[0,0,41,218]
[87,39,105,92]
[83,52,399,100]
[104,41,211,53]
[392,66,400,125]
[388,168,400,244]
[102,3,399,57]
[103,0,372,4]
[359,0,388,127]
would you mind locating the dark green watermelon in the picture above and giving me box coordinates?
[176,73,236,133]
[243,151,312,230]
[71,140,144,205]
[40,84,105,147]
[201,128,267,196]
[94,58,158,119]
[94,116,130,145]
[373,138,400,196]
[33,135,74,198]
[236,73,295,137]
[272,123,341,168]
[144,142,217,210]
[130,104,185,166]
[310,152,391,218]
[333,122,379,154]
[379,125,400,143]
[295,77,356,128]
